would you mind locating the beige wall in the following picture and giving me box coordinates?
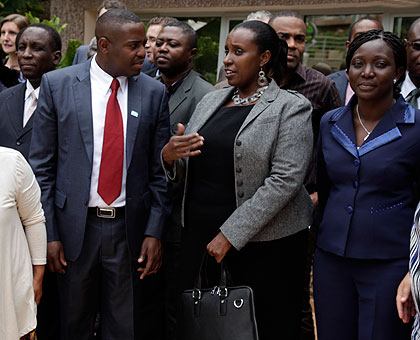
[49,0,420,52]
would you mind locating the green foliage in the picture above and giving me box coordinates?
[25,12,67,33]
[58,39,82,69]
[23,11,81,69]
[0,0,44,19]
[194,35,218,84]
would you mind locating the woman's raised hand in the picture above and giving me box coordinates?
[162,123,204,167]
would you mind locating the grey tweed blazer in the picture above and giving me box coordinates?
[166,80,314,250]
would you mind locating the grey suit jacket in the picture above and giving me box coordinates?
[166,80,314,250]
[168,70,215,134]
[30,60,171,261]
[72,44,90,65]
[0,82,34,159]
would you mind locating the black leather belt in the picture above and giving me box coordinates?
[88,207,125,219]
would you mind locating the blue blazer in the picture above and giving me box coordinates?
[29,60,171,261]
[328,70,348,105]
[0,82,33,159]
[317,96,420,259]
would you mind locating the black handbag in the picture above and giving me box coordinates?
[180,253,259,340]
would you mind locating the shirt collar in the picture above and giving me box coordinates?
[293,63,306,82]
[401,71,417,99]
[91,55,128,95]
[158,70,190,99]
[24,80,40,101]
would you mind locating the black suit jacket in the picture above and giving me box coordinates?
[0,82,34,159]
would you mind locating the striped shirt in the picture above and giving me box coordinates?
[410,203,420,339]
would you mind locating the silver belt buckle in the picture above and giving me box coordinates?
[96,207,116,218]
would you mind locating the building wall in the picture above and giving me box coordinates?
[50,0,420,54]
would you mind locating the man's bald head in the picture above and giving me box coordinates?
[409,18,420,36]
[95,8,141,41]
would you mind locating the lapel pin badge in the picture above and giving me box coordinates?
[130,110,139,118]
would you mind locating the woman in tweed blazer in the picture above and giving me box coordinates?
[162,21,313,339]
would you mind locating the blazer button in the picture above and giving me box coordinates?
[238,191,244,198]
[16,141,22,146]
[236,153,242,159]
[237,179,243,186]
[353,181,359,188]
[346,205,353,214]
[236,167,242,173]
[354,159,360,167]
[236,140,242,146]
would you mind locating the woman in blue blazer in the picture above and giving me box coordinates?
[314,30,419,339]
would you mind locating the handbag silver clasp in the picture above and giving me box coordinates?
[234,299,244,309]
[217,287,228,298]
[192,289,201,301]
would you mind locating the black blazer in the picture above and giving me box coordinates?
[0,82,33,159]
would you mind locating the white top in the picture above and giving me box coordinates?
[401,71,420,108]
[0,147,46,339]
[89,56,128,207]
[23,81,40,127]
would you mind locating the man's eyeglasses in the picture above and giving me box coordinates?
[406,39,420,51]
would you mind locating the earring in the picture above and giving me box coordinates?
[393,79,397,84]
[257,67,268,86]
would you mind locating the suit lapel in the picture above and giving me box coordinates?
[237,82,277,135]
[126,76,141,168]
[329,106,359,158]
[168,71,195,114]
[19,113,34,139]
[185,86,232,134]
[5,83,25,135]
[358,97,411,156]
[187,81,278,134]
[73,61,94,166]
[330,97,411,158]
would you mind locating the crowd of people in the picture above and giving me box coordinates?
[2,1,420,340]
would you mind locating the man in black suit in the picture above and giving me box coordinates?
[0,23,61,159]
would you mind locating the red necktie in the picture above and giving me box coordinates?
[97,78,124,205]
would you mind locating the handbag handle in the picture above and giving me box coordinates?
[195,252,229,289]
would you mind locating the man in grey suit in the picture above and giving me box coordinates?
[154,21,214,340]
[30,9,171,340]
[328,17,383,105]
[154,21,215,133]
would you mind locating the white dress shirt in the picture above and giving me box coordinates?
[89,56,128,207]
[401,71,420,108]
[23,81,40,127]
